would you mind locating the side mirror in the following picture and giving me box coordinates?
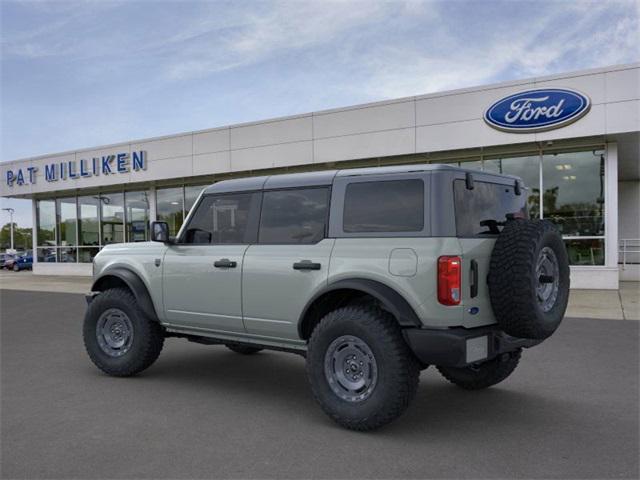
[151,221,170,243]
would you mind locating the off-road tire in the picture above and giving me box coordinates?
[437,349,521,390]
[225,344,263,355]
[306,305,420,431]
[83,287,164,377]
[488,219,570,340]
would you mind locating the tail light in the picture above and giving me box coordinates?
[438,256,461,306]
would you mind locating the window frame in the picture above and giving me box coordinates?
[176,191,262,245]
[257,186,331,245]
[329,174,431,238]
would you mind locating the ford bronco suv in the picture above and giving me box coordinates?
[83,164,569,430]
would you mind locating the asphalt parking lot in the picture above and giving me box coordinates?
[1,289,638,479]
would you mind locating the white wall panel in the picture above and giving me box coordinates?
[570,268,619,289]
[314,101,414,139]
[0,160,33,197]
[534,73,606,105]
[193,128,230,154]
[231,141,312,172]
[416,85,533,126]
[416,119,535,152]
[132,156,193,182]
[193,151,231,175]
[606,68,640,103]
[606,100,640,134]
[314,128,415,163]
[34,263,92,276]
[230,116,312,150]
[131,134,192,161]
[535,104,606,142]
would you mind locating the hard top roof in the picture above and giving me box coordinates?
[203,163,520,194]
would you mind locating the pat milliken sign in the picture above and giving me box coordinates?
[484,88,591,133]
[5,151,147,187]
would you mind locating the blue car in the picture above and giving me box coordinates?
[13,253,33,271]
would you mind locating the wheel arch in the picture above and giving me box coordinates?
[91,267,159,322]
[298,278,422,340]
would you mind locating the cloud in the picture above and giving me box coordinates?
[351,0,639,99]
[163,1,402,80]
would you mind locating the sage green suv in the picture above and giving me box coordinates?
[83,164,570,430]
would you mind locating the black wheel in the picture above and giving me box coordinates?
[83,287,164,377]
[306,305,420,431]
[225,344,263,355]
[12,264,19,272]
[488,219,570,340]
[437,349,521,390]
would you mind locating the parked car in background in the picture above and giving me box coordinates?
[1,253,16,269]
[12,252,33,271]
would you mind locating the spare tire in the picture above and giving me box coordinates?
[488,219,569,340]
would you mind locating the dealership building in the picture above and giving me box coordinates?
[1,63,638,289]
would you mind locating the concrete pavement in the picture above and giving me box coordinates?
[1,289,638,479]
[0,270,91,294]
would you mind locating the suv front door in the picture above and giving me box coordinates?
[162,192,261,334]
[242,187,333,341]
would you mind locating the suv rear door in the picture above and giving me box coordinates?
[453,177,528,326]
[242,187,333,341]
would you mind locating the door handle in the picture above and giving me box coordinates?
[214,258,237,268]
[470,259,478,298]
[293,260,321,270]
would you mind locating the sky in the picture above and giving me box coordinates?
[1,0,639,228]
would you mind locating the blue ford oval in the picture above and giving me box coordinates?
[484,88,591,133]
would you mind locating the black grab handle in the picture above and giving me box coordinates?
[293,261,321,271]
[470,259,478,298]
[214,258,237,268]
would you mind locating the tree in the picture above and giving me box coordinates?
[0,223,32,251]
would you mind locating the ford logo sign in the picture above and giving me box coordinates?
[484,88,591,133]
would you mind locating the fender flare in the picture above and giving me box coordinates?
[298,278,422,337]
[91,267,159,321]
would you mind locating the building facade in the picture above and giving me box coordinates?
[1,63,639,288]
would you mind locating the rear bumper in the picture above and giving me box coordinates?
[403,325,541,368]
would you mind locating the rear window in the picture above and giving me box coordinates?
[259,188,329,244]
[454,180,527,236]
[343,179,424,233]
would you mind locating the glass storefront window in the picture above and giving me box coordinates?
[78,247,100,263]
[157,187,184,236]
[37,246,57,263]
[100,193,124,245]
[460,160,483,171]
[484,155,541,218]
[59,246,77,263]
[29,151,608,269]
[185,185,205,215]
[125,191,150,242]
[565,239,605,266]
[78,196,100,246]
[542,151,605,237]
[36,200,56,246]
[56,197,77,246]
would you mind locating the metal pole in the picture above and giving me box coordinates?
[2,207,15,250]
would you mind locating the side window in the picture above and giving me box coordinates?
[183,192,259,244]
[453,180,528,236]
[259,188,329,244]
[343,179,424,233]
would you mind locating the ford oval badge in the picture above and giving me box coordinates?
[484,88,591,133]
